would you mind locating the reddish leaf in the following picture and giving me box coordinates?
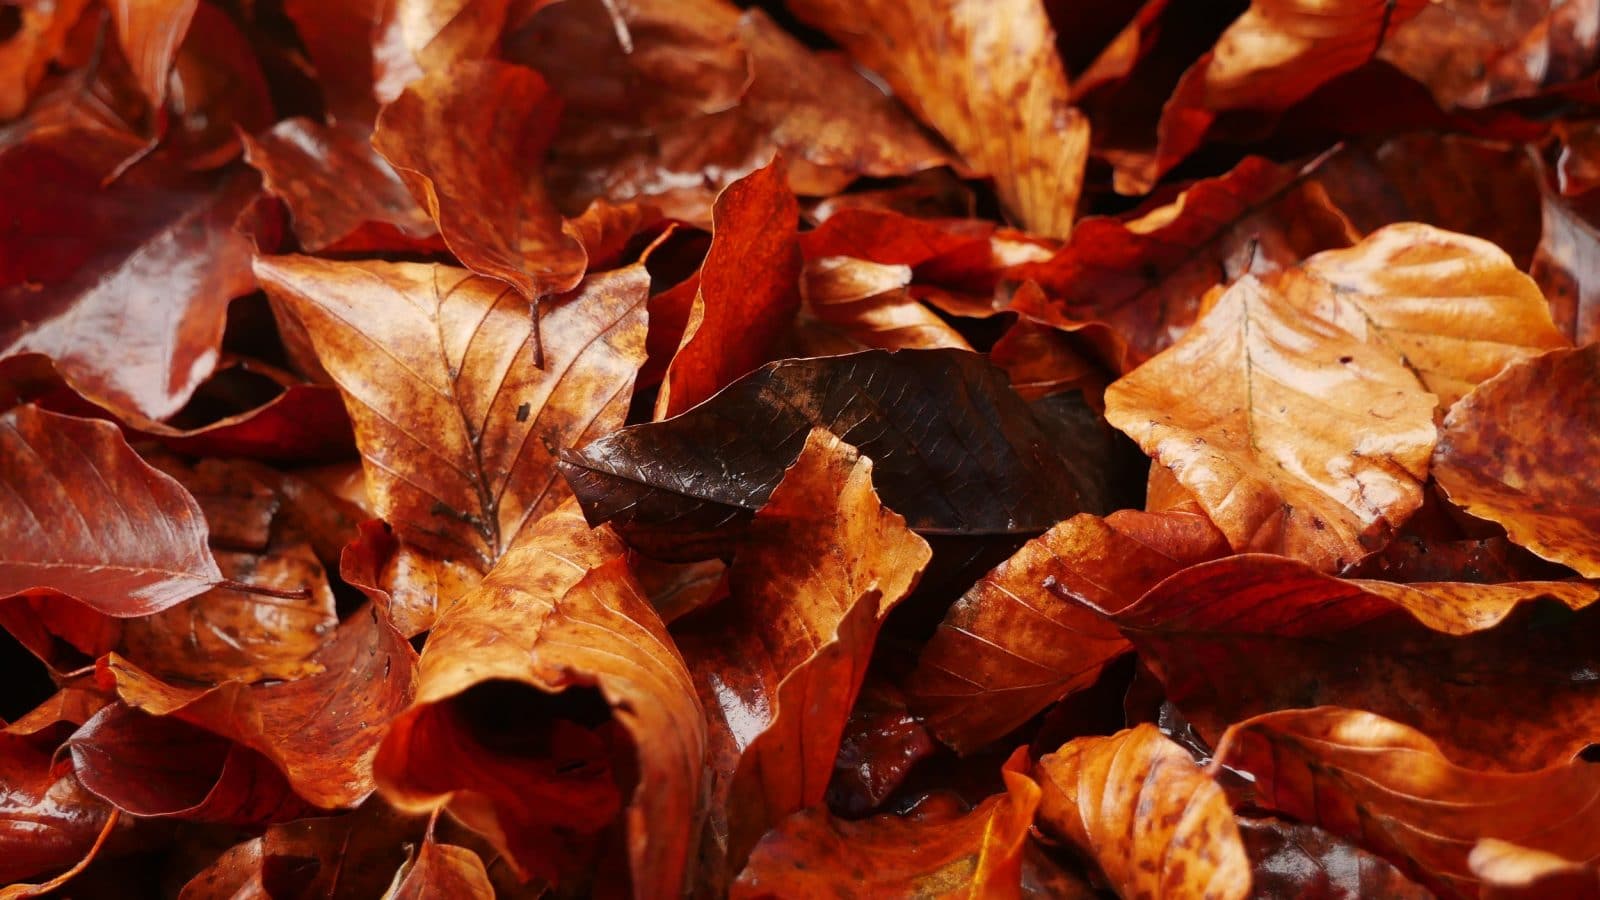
[1211,707,1600,899]
[98,606,417,808]
[109,0,197,108]
[1036,724,1250,900]
[789,0,1087,237]
[656,159,801,418]
[0,406,220,614]
[793,255,972,355]
[733,747,1041,898]
[375,60,586,303]
[905,509,1228,753]
[371,0,511,105]
[0,733,121,891]
[1434,344,1600,577]
[1532,177,1600,347]
[0,143,260,424]
[1013,155,1353,370]
[243,118,440,254]
[1470,839,1600,899]
[1111,553,1600,770]
[390,829,496,900]
[677,430,932,868]
[0,0,92,118]
[826,677,939,816]
[374,502,706,894]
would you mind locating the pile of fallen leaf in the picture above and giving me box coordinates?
[5,0,1600,896]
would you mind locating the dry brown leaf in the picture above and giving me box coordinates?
[1434,344,1600,577]
[788,0,1088,237]
[1036,724,1250,900]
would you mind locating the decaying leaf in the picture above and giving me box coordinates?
[677,429,931,868]
[562,349,1107,560]
[732,748,1041,898]
[374,502,705,895]
[1434,344,1600,577]
[1036,724,1250,900]
[1212,707,1600,899]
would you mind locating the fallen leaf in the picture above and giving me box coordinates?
[794,255,972,355]
[1013,155,1354,369]
[0,141,260,425]
[390,827,496,900]
[1279,223,1568,409]
[0,405,221,614]
[255,256,649,632]
[656,159,801,418]
[1433,344,1600,577]
[374,60,586,303]
[99,606,417,809]
[1470,839,1600,899]
[374,502,706,894]
[1532,174,1600,346]
[1036,724,1250,900]
[243,118,440,254]
[905,509,1227,753]
[732,747,1040,899]
[1113,553,1600,770]
[1211,707,1600,899]
[825,677,939,817]
[788,0,1087,238]
[1104,273,1437,571]
[1239,817,1435,899]
[676,429,931,868]
[0,0,92,118]
[109,0,198,108]
[562,349,1105,560]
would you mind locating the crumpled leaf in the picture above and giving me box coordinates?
[732,747,1040,899]
[0,734,120,890]
[0,141,260,424]
[793,255,972,355]
[255,256,649,633]
[374,60,586,303]
[0,405,221,614]
[905,509,1227,753]
[98,606,417,809]
[826,677,938,816]
[372,0,511,105]
[1434,344,1600,577]
[677,429,932,868]
[1239,817,1435,899]
[788,0,1087,238]
[656,159,800,418]
[243,118,439,254]
[374,502,706,895]
[1147,0,1430,182]
[1278,223,1568,409]
[1104,273,1437,572]
[1211,707,1600,899]
[561,349,1107,560]
[1013,155,1354,369]
[1036,724,1250,900]
[1112,553,1600,770]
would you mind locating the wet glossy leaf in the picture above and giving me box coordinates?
[905,509,1227,753]
[1212,707,1600,899]
[1036,724,1250,900]
[0,142,260,424]
[374,60,586,302]
[1434,344,1600,577]
[1113,553,1600,770]
[561,349,1106,560]
[677,430,931,868]
[1104,273,1436,571]
[733,748,1040,899]
[1239,817,1435,899]
[0,406,221,614]
[374,502,705,894]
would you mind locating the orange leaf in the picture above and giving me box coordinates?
[1036,724,1250,900]
[374,501,706,895]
